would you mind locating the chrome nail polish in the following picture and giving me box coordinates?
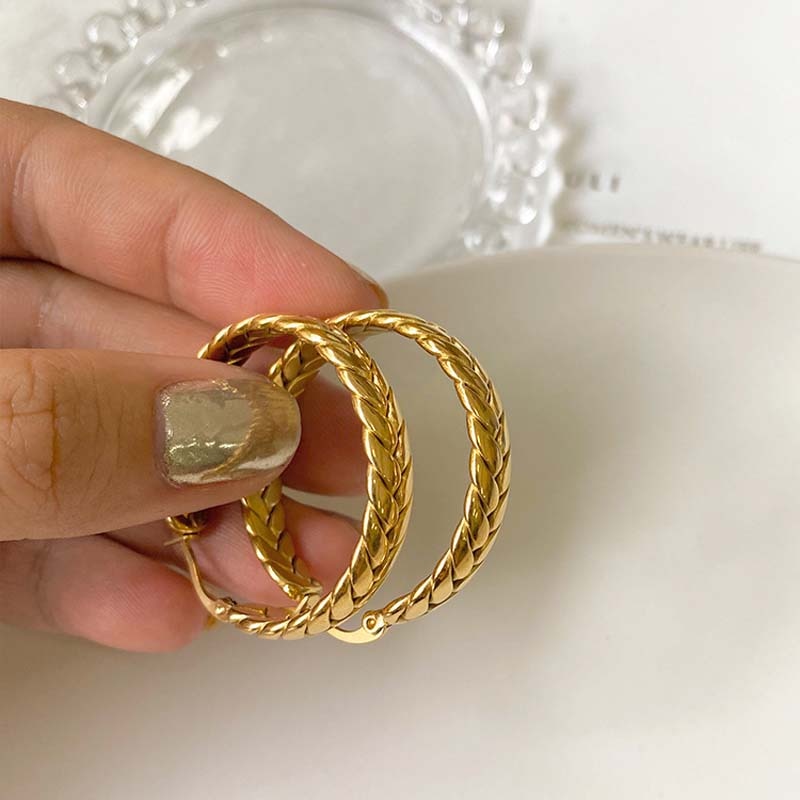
[157,378,301,486]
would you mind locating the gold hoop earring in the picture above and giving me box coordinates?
[168,314,413,640]
[166,311,510,644]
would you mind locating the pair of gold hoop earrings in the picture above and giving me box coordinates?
[165,310,510,644]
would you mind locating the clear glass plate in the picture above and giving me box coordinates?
[39,0,560,277]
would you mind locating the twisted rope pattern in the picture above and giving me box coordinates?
[166,311,510,643]
[267,311,510,640]
[168,315,412,639]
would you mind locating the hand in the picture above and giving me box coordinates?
[0,99,386,651]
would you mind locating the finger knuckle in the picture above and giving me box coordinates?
[0,352,111,528]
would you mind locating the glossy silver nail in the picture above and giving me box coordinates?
[156,378,301,486]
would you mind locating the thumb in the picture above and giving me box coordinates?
[0,349,300,540]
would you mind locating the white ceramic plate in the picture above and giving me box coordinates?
[40,0,560,278]
[2,245,800,797]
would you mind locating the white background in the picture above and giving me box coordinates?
[3,245,800,798]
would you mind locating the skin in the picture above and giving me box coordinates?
[0,99,387,652]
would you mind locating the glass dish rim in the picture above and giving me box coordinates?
[36,0,561,265]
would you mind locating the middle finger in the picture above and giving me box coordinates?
[110,496,360,606]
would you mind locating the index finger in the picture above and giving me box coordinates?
[0,100,386,324]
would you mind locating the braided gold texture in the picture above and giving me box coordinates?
[166,311,510,644]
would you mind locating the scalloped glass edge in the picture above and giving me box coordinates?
[36,0,562,261]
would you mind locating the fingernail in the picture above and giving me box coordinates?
[156,378,301,486]
[348,262,389,308]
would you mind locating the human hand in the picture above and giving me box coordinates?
[0,99,386,651]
